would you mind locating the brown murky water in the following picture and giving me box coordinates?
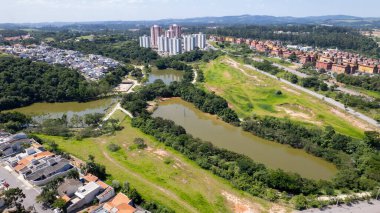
[153,98,337,180]
[148,69,184,85]
[5,98,116,122]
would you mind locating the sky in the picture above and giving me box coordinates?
[0,0,379,23]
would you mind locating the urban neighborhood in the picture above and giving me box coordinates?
[0,44,120,80]
[210,35,380,74]
[0,131,141,213]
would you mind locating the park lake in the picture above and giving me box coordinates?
[5,95,338,180]
[5,98,117,122]
[147,68,184,84]
[153,98,338,180]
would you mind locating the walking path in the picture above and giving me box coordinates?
[126,79,141,94]
[103,103,133,121]
[227,58,380,128]
[192,69,198,84]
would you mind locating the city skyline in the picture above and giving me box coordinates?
[0,0,379,23]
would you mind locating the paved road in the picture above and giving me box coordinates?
[253,57,373,99]
[298,200,380,213]
[0,163,53,213]
[243,63,380,128]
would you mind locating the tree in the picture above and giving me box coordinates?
[107,143,121,152]
[84,155,107,180]
[52,198,66,210]
[134,138,147,149]
[84,113,104,127]
[66,169,80,179]
[364,131,380,149]
[70,114,83,128]
[3,188,26,210]
[320,83,329,91]
[288,53,298,62]
[292,194,308,210]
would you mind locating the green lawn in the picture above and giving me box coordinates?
[37,116,283,213]
[200,56,366,138]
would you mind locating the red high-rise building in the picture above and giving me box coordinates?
[150,25,162,48]
[169,24,182,38]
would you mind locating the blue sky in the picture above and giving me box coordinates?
[0,0,379,23]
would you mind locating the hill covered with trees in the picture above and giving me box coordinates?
[207,25,380,57]
[0,56,108,110]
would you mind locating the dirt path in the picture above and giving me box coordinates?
[101,151,199,213]
[103,103,133,121]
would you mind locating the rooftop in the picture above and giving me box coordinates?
[75,181,101,199]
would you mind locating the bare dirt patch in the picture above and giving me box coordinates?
[222,191,265,213]
[281,86,300,95]
[277,104,321,125]
[222,58,263,83]
[153,149,169,158]
[146,101,158,113]
[223,71,232,79]
[269,204,287,213]
[330,108,377,131]
[206,85,224,95]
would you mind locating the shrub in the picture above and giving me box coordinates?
[107,143,121,152]
[134,138,147,149]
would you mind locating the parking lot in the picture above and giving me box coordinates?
[0,161,53,213]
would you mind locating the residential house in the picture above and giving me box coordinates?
[331,64,351,74]
[13,151,54,173]
[91,193,137,213]
[358,64,379,74]
[63,174,115,212]
[316,61,333,71]
[0,133,31,157]
[66,182,103,213]
[22,156,75,186]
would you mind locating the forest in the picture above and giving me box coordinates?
[50,38,158,63]
[207,25,380,57]
[336,74,380,92]
[0,56,135,110]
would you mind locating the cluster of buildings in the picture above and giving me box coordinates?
[0,44,120,80]
[210,35,380,75]
[139,24,207,55]
[0,131,140,213]
[0,33,32,42]
[1,132,75,186]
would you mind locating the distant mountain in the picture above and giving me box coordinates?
[152,15,380,27]
[1,15,380,29]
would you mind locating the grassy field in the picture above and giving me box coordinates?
[200,56,368,138]
[37,111,285,213]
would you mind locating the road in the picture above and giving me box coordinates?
[298,199,380,213]
[242,63,380,128]
[0,163,53,213]
[252,57,373,99]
